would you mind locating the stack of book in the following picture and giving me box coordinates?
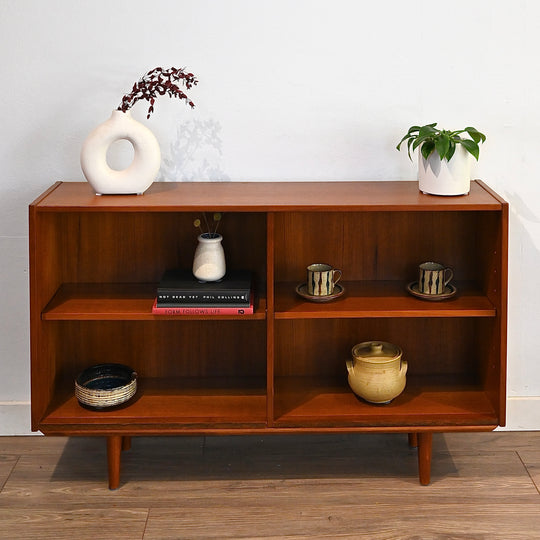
[152,269,254,315]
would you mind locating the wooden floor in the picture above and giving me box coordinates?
[0,432,540,539]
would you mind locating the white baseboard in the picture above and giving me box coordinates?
[500,396,540,430]
[0,398,538,436]
[0,402,38,435]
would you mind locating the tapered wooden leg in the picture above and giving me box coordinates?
[107,435,122,490]
[408,433,418,448]
[417,432,433,485]
[122,436,132,452]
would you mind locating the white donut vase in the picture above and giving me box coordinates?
[80,110,161,195]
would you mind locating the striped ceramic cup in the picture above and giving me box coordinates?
[418,262,453,295]
[307,263,342,296]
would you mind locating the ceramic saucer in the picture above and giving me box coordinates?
[295,283,345,302]
[406,281,457,301]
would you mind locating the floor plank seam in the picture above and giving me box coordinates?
[202,435,207,456]
[0,454,20,493]
[141,508,151,540]
[516,450,540,496]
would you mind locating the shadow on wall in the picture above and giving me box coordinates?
[159,118,230,182]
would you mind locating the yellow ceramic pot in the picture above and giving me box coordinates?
[346,341,407,404]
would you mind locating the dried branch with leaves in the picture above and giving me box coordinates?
[118,67,198,119]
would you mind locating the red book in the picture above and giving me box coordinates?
[152,295,254,315]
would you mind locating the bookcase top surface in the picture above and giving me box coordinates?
[31,180,505,212]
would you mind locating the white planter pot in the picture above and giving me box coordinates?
[193,233,226,282]
[418,144,471,196]
[80,110,161,195]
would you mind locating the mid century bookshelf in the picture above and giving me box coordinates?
[29,180,508,488]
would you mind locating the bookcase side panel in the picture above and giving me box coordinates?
[29,211,65,429]
[475,208,508,422]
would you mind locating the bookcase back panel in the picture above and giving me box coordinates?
[52,320,267,386]
[274,318,488,383]
[41,212,267,291]
[273,211,495,285]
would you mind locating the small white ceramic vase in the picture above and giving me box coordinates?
[418,144,471,196]
[80,110,161,195]
[192,233,226,282]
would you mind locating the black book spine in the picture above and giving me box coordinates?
[157,291,250,305]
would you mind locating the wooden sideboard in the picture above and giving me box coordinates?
[29,180,508,488]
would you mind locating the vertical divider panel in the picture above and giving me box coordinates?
[266,212,275,426]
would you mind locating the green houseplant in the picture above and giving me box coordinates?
[396,123,486,196]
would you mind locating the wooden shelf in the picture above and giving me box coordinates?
[275,281,496,319]
[273,377,498,427]
[41,377,268,432]
[31,180,503,212]
[42,281,493,321]
[42,283,267,321]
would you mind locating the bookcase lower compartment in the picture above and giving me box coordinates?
[34,319,268,431]
[41,377,269,431]
[273,376,498,427]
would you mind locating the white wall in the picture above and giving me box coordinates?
[1,0,539,433]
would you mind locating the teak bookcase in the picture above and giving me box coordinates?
[29,180,508,488]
